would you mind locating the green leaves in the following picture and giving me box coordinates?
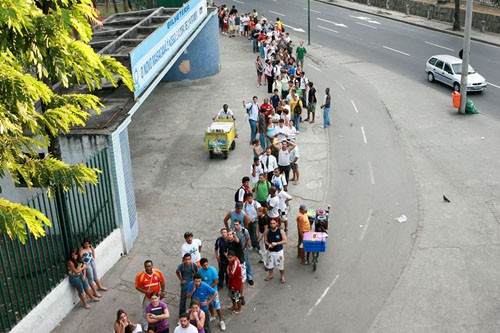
[0,0,133,243]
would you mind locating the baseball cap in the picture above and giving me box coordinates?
[299,204,308,211]
[235,202,243,209]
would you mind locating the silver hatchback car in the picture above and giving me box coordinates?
[425,55,487,92]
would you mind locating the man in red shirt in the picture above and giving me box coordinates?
[227,251,243,314]
[135,260,166,329]
[260,98,273,119]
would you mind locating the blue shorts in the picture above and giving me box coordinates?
[210,293,221,310]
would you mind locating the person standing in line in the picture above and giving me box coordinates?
[260,146,278,183]
[198,258,226,331]
[135,260,166,330]
[176,253,198,317]
[226,251,243,314]
[233,219,254,286]
[289,140,300,184]
[296,41,307,68]
[214,228,229,289]
[174,313,198,333]
[181,232,202,268]
[223,202,249,230]
[274,139,296,183]
[320,87,331,128]
[264,219,288,283]
[243,192,261,250]
[296,204,311,265]
[186,274,217,333]
[243,96,259,144]
[145,292,170,333]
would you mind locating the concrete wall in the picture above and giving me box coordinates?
[162,10,220,81]
[10,229,123,333]
[350,0,500,33]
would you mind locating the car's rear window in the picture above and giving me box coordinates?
[428,57,438,65]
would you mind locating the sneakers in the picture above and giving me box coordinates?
[209,316,216,322]
[248,280,254,286]
[220,321,226,331]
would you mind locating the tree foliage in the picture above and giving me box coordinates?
[0,0,134,243]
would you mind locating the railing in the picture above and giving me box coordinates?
[0,148,117,332]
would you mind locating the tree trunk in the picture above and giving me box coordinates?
[112,0,119,13]
[123,0,129,12]
[453,0,460,31]
[105,0,110,15]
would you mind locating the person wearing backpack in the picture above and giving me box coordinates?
[235,177,251,203]
[176,253,198,317]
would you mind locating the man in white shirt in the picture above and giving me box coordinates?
[266,186,280,222]
[274,118,289,142]
[276,183,292,233]
[251,157,265,186]
[215,104,235,120]
[243,96,260,143]
[274,140,296,184]
[271,168,287,192]
[181,232,202,267]
[243,193,261,250]
[259,147,278,182]
[174,313,198,333]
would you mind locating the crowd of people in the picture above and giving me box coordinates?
[65,3,333,333]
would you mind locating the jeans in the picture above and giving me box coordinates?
[244,251,253,281]
[248,221,259,249]
[203,309,211,333]
[179,283,187,316]
[324,107,331,126]
[249,119,258,142]
[292,114,300,131]
[259,131,266,150]
[69,273,89,294]
[252,39,258,53]
[84,259,98,286]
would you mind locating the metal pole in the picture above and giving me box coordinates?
[308,0,311,45]
[459,0,473,114]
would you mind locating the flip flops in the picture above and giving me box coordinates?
[264,276,273,281]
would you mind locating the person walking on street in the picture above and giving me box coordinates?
[243,96,259,143]
[296,41,307,67]
[135,260,166,330]
[320,87,331,128]
[264,219,288,283]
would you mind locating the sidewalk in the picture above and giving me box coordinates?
[319,0,500,47]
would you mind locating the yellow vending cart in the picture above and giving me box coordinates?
[204,119,236,159]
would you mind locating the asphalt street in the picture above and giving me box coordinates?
[233,0,500,120]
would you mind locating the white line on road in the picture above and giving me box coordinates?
[383,45,410,56]
[335,80,345,91]
[361,126,367,143]
[360,209,374,240]
[425,41,454,51]
[304,8,321,13]
[318,25,339,33]
[317,17,347,27]
[356,22,377,29]
[233,0,244,3]
[350,100,359,113]
[488,82,500,89]
[269,10,285,17]
[368,161,375,184]
[306,274,340,317]
[283,23,305,33]
[308,64,322,72]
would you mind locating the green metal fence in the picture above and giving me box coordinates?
[0,148,117,332]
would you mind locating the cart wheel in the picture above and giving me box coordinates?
[230,140,236,150]
[223,151,228,159]
[209,151,214,160]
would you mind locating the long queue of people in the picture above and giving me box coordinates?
[65,3,334,333]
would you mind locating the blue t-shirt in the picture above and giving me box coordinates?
[199,266,219,291]
[187,281,216,311]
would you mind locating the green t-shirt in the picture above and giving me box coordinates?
[295,88,303,98]
[296,46,307,59]
[254,181,271,201]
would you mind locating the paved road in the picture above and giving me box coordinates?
[232,0,500,119]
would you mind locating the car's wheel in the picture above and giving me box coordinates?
[427,72,434,82]
[453,82,460,91]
